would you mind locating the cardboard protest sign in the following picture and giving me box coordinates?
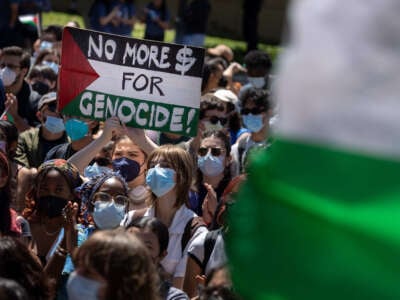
[59,27,205,136]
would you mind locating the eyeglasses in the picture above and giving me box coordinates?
[92,192,128,206]
[241,107,265,115]
[198,147,224,157]
[206,115,228,126]
[0,63,21,70]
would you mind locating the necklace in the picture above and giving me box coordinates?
[41,222,61,236]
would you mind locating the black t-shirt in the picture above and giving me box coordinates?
[40,133,68,163]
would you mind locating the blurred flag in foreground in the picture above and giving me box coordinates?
[227,0,400,299]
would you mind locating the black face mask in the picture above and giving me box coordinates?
[37,196,68,218]
[32,81,50,95]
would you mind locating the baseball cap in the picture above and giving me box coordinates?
[37,92,57,111]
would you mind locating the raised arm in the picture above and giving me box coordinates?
[124,125,159,155]
[68,117,122,173]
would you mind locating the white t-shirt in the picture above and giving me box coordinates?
[187,230,227,276]
[123,205,208,278]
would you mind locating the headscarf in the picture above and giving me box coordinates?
[37,159,82,191]
[76,171,128,224]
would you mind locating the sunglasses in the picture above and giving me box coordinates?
[92,192,128,206]
[241,107,265,115]
[207,115,228,126]
[198,147,224,157]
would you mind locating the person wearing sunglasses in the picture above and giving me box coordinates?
[189,130,234,221]
[232,87,271,174]
[198,94,229,133]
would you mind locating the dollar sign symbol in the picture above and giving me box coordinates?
[175,46,196,75]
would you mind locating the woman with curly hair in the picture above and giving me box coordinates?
[67,229,160,300]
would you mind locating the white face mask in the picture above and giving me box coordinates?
[248,77,266,89]
[0,67,17,87]
[67,271,102,300]
[203,120,224,132]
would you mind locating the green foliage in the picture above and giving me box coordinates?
[42,12,281,64]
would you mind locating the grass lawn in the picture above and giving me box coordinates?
[42,11,281,64]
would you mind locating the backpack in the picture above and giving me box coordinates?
[201,229,220,275]
[181,216,206,256]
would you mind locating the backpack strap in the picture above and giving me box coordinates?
[181,216,206,256]
[202,229,220,275]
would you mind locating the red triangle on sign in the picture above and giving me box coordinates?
[58,28,99,110]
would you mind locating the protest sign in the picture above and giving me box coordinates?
[59,27,205,136]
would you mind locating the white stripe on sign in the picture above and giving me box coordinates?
[87,60,202,108]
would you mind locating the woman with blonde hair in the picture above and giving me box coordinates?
[67,229,160,300]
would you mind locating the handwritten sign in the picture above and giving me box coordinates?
[59,27,204,136]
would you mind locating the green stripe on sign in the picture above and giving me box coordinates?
[61,90,199,136]
[227,138,400,300]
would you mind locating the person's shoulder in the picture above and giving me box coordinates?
[167,287,190,300]
[20,126,39,138]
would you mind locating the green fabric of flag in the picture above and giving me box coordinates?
[227,138,400,300]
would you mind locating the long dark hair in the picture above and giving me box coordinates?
[0,237,52,300]
[196,130,232,190]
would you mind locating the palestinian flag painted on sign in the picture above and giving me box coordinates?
[59,27,204,136]
[227,0,400,299]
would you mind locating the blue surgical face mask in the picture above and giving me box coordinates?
[198,153,225,177]
[92,200,125,229]
[242,113,264,133]
[247,76,266,89]
[43,60,59,74]
[145,165,176,197]
[112,157,141,182]
[65,119,89,141]
[44,116,65,134]
[84,163,112,178]
[67,271,102,300]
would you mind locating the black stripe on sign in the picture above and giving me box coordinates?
[66,27,205,78]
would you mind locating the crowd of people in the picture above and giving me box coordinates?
[0,2,272,299]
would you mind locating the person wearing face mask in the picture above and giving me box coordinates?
[67,119,150,210]
[238,50,272,100]
[122,145,208,290]
[0,46,41,131]
[199,95,228,133]
[45,114,101,161]
[189,130,234,218]
[22,159,82,270]
[232,88,271,175]
[32,48,60,73]
[27,65,57,96]
[67,229,160,300]
[14,93,68,169]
